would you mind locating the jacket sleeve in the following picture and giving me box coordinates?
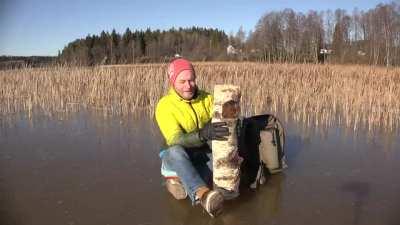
[155,101,204,148]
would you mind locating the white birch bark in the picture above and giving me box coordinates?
[212,85,242,193]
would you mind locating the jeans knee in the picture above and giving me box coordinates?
[163,145,189,164]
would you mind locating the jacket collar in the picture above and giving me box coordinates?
[168,87,199,103]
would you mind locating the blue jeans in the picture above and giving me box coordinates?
[160,145,213,203]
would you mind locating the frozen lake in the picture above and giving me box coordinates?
[0,111,399,225]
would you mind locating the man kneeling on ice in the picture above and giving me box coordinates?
[155,57,228,217]
[156,58,287,218]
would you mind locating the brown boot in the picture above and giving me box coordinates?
[200,190,224,218]
[165,178,187,200]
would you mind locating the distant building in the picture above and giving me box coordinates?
[320,49,333,54]
[227,45,238,55]
[357,50,366,56]
[319,48,333,63]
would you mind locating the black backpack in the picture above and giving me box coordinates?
[238,114,287,189]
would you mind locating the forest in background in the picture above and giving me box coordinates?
[2,2,400,68]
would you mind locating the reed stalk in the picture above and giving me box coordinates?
[1,62,399,133]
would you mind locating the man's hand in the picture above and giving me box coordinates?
[199,121,230,141]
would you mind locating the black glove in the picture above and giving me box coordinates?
[199,121,230,141]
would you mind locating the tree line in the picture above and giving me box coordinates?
[0,56,56,70]
[59,2,400,66]
[59,27,228,66]
[245,2,400,66]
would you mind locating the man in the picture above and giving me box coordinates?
[155,58,229,217]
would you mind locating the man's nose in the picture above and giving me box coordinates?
[184,81,191,89]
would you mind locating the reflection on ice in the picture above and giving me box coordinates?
[0,111,399,225]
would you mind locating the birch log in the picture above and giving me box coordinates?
[212,85,242,196]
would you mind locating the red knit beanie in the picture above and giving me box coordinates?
[168,58,194,85]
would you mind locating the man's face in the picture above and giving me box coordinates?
[173,70,196,100]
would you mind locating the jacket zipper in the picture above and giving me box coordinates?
[188,102,200,130]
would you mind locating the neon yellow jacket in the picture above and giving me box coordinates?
[155,88,213,147]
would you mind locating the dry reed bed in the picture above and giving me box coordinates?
[0,62,399,133]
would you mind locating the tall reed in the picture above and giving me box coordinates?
[1,62,399,133]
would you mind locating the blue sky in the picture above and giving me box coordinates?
[0,0,390,56]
